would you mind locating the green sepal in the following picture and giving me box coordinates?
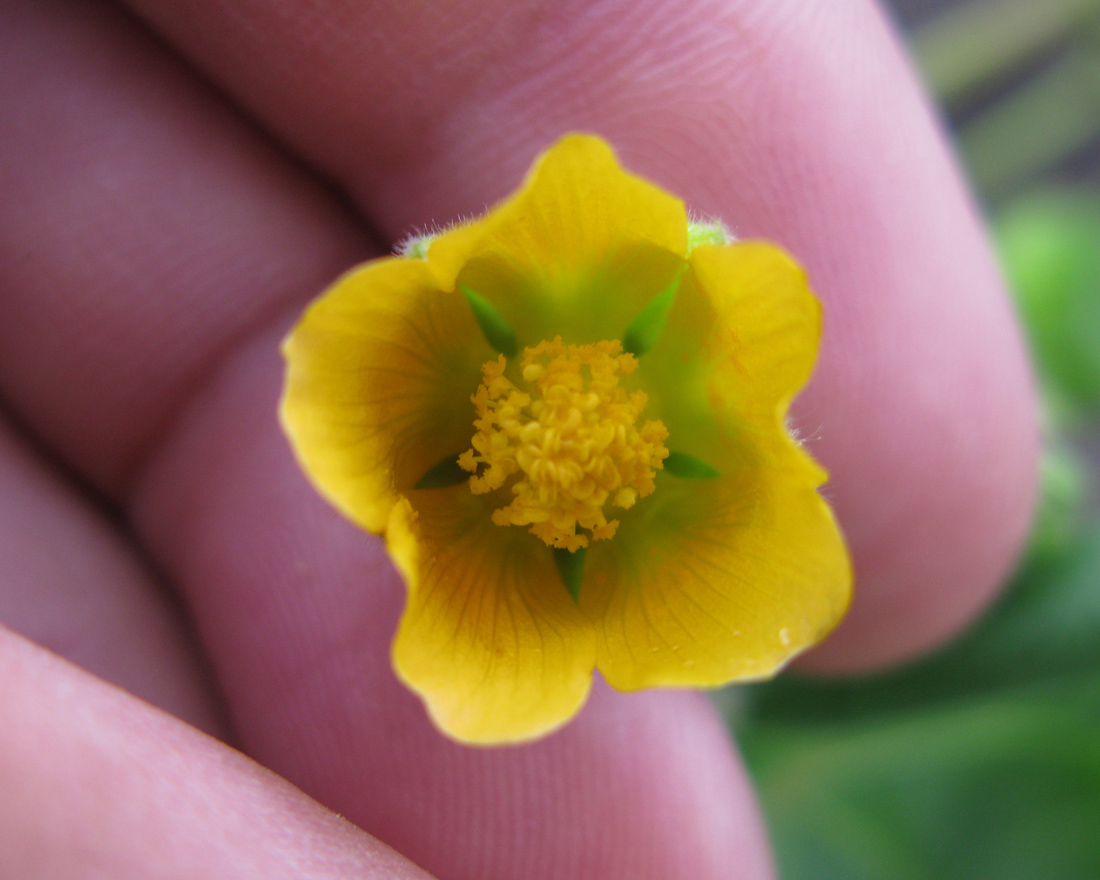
[397,232,434,259]
[687,219,732,252]
[413,454,470,489]
[554,546,586,603]
[622,265,687,356]
[461,285,518,358]
[664,451,721,479]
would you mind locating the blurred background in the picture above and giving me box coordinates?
[729,1,1100,877]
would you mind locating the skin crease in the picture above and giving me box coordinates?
[0,421,224,737]
[0,1,1036,879]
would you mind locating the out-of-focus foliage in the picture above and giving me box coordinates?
[913,0,1100,200]
[731,1,1100,877]
[998,190,1100,409]
[912,0,1099,104]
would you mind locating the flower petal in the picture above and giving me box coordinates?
[450,240,687,368]
[636,240,825,484]
[689,240,822,414]
[585,241,848,689]
[281,258,490,533]
[388,492,596,744]
[427,134,688,292]
[585,453,851,690]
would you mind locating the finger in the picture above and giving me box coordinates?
[0,0,372,495]
[0,3,777,879]
[120,0,1039,670]
[0,418,224,735]
[0,627,434,880]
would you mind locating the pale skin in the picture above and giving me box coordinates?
[0,0,1037,877]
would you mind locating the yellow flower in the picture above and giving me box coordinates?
[280,134,851,745]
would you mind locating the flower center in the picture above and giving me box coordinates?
[459,337,669,551]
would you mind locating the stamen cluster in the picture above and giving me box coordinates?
[459,337,669,551]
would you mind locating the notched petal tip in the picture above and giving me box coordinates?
[387,496,598,745]
[426,133,689,291]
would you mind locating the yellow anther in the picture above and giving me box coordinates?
[460,337,669,550]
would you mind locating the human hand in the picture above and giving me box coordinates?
[0,0,1037,877]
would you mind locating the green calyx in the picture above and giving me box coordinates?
[623,264,687,356]
[664,451,721,479]
[413,454,470,489]
[554,546,586,602]
[461,285,519,358]
[687,219,733,252]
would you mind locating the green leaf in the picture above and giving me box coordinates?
[663,451,721,479]
[1025,436,1090,563]
[622,265,686,356]
[553,546,586,602]
[744,685,1100,880]
[413,454,470,489]
[996,189,1100,410]
[461,285,518,358]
